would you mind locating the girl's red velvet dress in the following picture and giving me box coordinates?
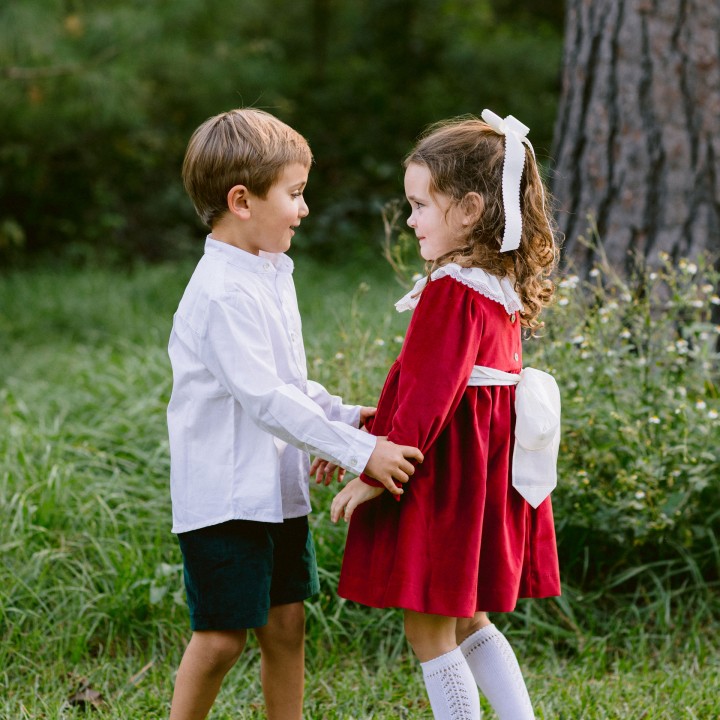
[338,272,561,617]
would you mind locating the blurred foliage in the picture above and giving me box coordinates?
[0,0,563,265]
[528,243,720,587]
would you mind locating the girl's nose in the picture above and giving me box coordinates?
[407,213,416,228]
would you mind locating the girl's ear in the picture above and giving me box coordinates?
[227,185,252,220]
[459,192,484,226]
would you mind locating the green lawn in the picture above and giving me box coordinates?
[0,257,718,718]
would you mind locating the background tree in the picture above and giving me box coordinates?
[551,0,720,273]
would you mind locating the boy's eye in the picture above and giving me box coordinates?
[291,191,303,198]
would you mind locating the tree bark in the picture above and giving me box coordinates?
[551,0,720,273]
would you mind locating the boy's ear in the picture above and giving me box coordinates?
[227,185,252,220]
[459,192,484,226]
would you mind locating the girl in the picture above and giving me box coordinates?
[330,111,561,720]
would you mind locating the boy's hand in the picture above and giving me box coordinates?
[359,406,377,427]
[364,436,423,496]
[310,457,346,485]
[331,477,384,523]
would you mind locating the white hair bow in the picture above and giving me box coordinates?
[481,108,537,253]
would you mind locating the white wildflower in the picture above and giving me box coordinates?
[373,338,385,346]
[589,268,600,278]
[648,416,661,424]
[711,296,720,306]
[620,330,632,339]
[559,275,580,289]
[695,400,707,410]
[558,297,569,306]
[708,410,719,420]
[334,352,345,360]
[635,490,646,500]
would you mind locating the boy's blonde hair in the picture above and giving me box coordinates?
[405,117,558,331]
[182,108,312,227]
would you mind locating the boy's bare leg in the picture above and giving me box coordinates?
[254,601,306,720]
[169,629,247,720]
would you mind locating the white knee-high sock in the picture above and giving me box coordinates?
[459,624,534,720]
[421,647,481,720]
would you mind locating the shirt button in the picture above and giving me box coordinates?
[510,313,516,323]
[513,352,519,361]
[349,456,358,466]
[263,262,271,271]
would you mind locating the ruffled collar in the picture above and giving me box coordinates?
[395,263,523,315]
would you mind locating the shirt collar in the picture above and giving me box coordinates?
[204,236,294,274]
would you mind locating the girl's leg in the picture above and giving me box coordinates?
[404,610,480,720]
[457,612,535,720]
[254,602,306,720]
[169,629,247,720]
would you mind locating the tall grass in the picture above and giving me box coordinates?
[0,253,718,718]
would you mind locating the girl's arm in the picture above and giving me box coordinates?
[388,276,484,453]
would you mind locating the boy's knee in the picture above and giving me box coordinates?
[194,629,247,670]
[260,603,306,650]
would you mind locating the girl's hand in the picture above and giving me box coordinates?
[331,477,384,523]
[310,457,346,485]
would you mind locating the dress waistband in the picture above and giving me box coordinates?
[466,364,560,509]
[467,365,520,386]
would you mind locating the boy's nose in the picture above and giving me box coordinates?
[299,200,309,218]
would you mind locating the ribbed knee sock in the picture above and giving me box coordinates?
[420,647,481,720]
[459,624,534,720]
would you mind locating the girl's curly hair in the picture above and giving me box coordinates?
[405,116,559,331]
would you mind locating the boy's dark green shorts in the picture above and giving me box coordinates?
[177,515,319,631]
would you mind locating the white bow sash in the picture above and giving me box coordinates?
[468,365,560,508]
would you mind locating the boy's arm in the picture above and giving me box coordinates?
[306,380,362,426]
[199,295,421,492]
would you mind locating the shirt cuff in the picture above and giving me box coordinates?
[342,430,376,476]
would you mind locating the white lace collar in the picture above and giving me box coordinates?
[395,263,523,315]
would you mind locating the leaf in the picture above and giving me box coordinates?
[68,681,104,709]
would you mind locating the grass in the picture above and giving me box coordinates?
[0,254,719,718]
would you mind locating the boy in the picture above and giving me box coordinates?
[167,108,423,720]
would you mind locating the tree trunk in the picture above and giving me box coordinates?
[551,0,720,273]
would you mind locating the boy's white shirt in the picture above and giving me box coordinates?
[167,237,376,532]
